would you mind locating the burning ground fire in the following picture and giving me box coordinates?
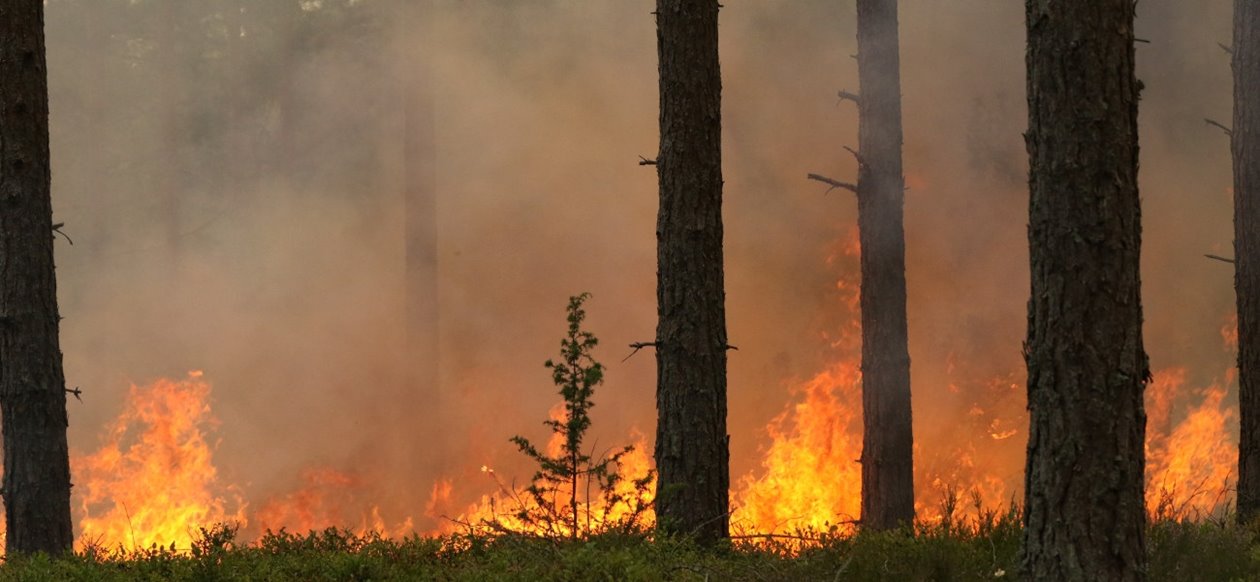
[0,260,1242,552]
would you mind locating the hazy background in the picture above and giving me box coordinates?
[42,0,1238,531]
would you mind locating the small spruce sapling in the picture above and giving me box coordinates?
[508,293,651,540]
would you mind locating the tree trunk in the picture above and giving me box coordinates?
[854,0,914,531]
[652,0,729,545]
[0,0,75,555]
[1021,1,1148,579]
[1234,0,1260,525]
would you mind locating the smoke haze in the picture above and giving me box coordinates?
[41,0,1238,531]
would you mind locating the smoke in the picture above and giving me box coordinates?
[41,0,1239,532]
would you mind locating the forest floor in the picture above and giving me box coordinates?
[0,515,1256,581]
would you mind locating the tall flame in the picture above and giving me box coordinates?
[731,362,863,534]
[74,372,247,551]
[1143,318,1240,519]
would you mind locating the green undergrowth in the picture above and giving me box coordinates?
[1,515,1257,581]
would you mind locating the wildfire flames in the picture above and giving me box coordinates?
[0,263,1242,552]
[731,362,863,534]
[254,468,414,539]
[74,372,247,551]
[427,404,656,537]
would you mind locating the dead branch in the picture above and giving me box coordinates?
[726,344,739,351]
[622,341,659,362]
[836,89,860,106]
[51,222,73,245]
[843,145,864,166]
[807,173,857,195]
[1135,38,1151,44]
[1205,253,1236,264]
[65,387,82,402]
[637,156,657,166]
[1205,118,1234,137]
[1220,42,1234,56]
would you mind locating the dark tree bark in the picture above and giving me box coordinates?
[1022,1,1148,579]
[854,0,914,531]
[652,0,729,545]
[0,0,75,555]
[1234,0,1260,525]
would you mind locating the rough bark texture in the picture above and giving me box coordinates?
[1022,1,1148,579]
[0,0,76,555]
[854,0,914,531]
[652,0,729,545]
[1235,0,1260,526]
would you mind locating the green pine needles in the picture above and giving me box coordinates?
[507,293,652,540]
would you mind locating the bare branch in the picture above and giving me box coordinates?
[66,387,82,402]
[51,222,74,245]
[1135,38,1151,44]
[1205,118,1234,137]
[807,173,857,195]
[622,341,658,362]
[637,156,657,166]
[843,145,864,167]
[836,89,860,106]
[1220,42,1234,56]
[726,344,739,351]
[1205,253,1236,265]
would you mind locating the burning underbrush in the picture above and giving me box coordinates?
[29,342,1236,555]
[0,264,1241,553]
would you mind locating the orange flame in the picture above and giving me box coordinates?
[253,468,413,538]
[1145,365,1239,518]
[430,427,655,538]
[73,372,247,551]
[731,362,863,534]
[0,265,1240,550]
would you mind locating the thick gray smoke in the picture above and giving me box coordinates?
[43,1,1238,530]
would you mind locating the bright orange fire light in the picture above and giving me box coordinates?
[428,403,656,538]
[731,362,863,534]
[73,372,246,551]
[0,291,1239,551]
[253,467,413,538]
[1143,316,1240,520]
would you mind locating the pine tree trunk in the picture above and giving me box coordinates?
[1021,1,1148,578]
[652,0,729,545]
[1234,0,1260,525]
[0,0,75,555]
[854,0,914,531]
